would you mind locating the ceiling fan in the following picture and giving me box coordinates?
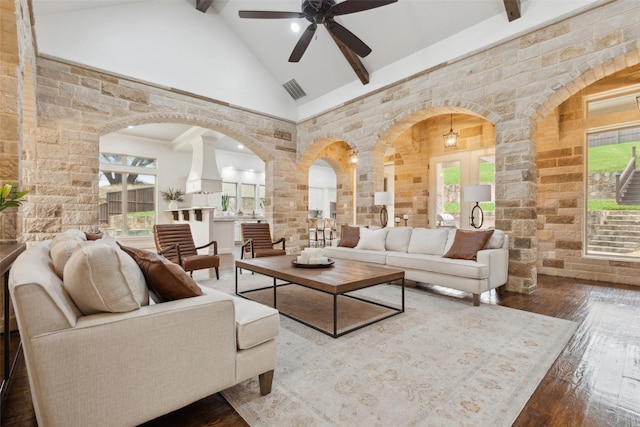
[239,0,398,63]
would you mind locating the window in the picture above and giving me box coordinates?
[259,185,265,211]
[99,153,156,237]
[586,127,640,258]
[241,183,256,211]
[222,182,237,211]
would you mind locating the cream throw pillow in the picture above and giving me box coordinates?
[50,239,82,278]
[50,229,87,249]
[407,228,450,255]
[63,243,148,315]
[355,227,389,251]
[484,229,505,249]
[385,227,412,252]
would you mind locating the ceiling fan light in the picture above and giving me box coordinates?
[291,22,300,33]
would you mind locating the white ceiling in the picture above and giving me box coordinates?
[31,0,602,123]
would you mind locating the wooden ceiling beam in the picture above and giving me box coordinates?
[196,0,214,13]
[329,34,370,85]
[503,0,521,22]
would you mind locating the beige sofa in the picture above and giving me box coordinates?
[323,227,509,305]
[9,233,279,427]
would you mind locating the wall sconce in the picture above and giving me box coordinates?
[350,151,358,164]
[443,113,459,148]
[464,185,491,229]
[374,191,392,228]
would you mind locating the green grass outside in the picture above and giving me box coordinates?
[441,142,640,212]
[588,200,640,210]
[588,140,640,173]
[444,202,494,212]
[443,163,494,185]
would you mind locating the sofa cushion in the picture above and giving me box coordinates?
[338,225,360,248]
[443,229,495,260]
[355,227,389,251]
[232,296,280,350]
[385,227,412,252]
[63,243,149,315]
[386,252,489,280]
[407,228,450,255]
[118,244,203,303]
[484,229,505,249]
[322,246,388,265]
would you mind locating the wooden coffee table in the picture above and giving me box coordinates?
[235,255,405,338]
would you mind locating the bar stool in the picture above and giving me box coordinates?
[323,218,336,245]
[308,218,325,247]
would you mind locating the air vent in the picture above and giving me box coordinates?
[283,79,307,100]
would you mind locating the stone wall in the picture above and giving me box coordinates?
[3,0,640,290]
[536,62,640,285]
[24,56,298,244]
[297,1,640,291]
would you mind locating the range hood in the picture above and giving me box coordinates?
[185,135,223,194]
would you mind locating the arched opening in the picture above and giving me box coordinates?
[374,109,497,230]
[308,158,337,246]
[99,123,268,252]
[535,62,640,284]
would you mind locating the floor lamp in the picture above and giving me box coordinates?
[374,192,392,228]
[464,185,491,229]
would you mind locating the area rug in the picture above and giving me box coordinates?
[200,274,578,427]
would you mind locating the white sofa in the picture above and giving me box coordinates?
[9,233,279,427]
[323,227,509,305]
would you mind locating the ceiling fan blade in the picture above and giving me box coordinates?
[325,21,372,58]
[289,23,317,62]
[328,0,398,16]
[239,11,306,19]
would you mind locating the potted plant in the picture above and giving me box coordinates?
[0,181,29,212]
[160,187,185,210]
[221,194,230,215]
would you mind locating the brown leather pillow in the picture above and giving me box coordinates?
[85,231,104,241]
[117,243,203,302]
[443,229,495,261]
[338,225,360,248]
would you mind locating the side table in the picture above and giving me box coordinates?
[0,242,26,413]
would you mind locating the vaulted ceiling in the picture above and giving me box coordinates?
[31,0,598,121]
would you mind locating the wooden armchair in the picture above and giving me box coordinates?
[153,224,220,279]
[240,222,286,260]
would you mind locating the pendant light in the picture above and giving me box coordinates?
[443,114,459,148]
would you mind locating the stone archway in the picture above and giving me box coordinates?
[371,106,498,228]
[532,57,640,287]
[297,139,356,238]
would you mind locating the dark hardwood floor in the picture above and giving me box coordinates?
[2,253,639,426]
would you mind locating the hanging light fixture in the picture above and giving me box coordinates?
[443,113,459,148]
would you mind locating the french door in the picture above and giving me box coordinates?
[429,148,495,229]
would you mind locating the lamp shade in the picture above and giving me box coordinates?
[374,191,392,206]
[463,185,491,202]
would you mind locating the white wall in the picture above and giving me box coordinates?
[35,1,298,120]
[309,163,337,218]
[100,133,269,220]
